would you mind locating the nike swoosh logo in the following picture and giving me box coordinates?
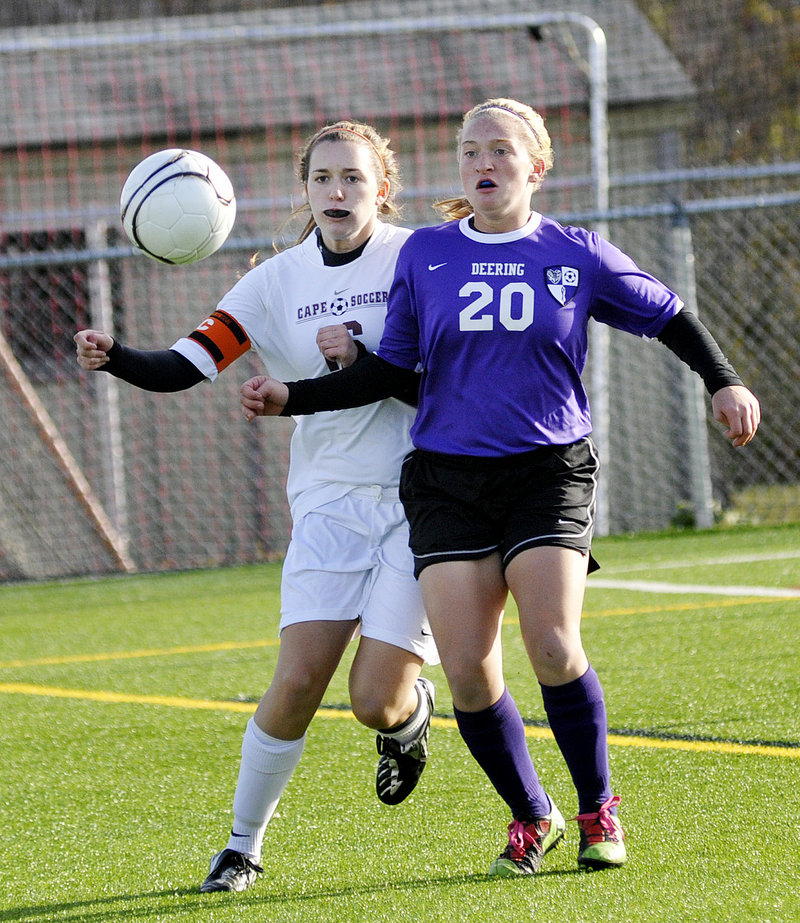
[428,262,447,271]
[333,288,349,295]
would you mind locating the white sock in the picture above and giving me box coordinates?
[377,680,430,747]
[224,717,305,861]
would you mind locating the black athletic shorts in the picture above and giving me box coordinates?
[399,437,600,578]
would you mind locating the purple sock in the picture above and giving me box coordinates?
[453,687,550,821]
[540,665,612,814]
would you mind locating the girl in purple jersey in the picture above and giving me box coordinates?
[240,99,761,876]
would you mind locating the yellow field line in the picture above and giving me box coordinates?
[489,595,786,627]
[1,682,797,760]
[432,715,798,759]
[583,595,788,618]
[1,596,784,671]
[602,731,799,760]
[0,637,280,669]
[0,682,257,712]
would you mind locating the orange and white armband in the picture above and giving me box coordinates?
[186,310,251,372]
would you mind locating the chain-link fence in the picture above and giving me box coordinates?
[594,167,800,534]
[1,1,797,580]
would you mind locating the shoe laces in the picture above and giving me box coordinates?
[377,735,405,757]
[506,819,541,861]
[574,795,623,844]
[240,853,264,875]
[377,730,425,759]
[225,849,263,873]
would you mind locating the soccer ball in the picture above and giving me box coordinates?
[120,149,236,265]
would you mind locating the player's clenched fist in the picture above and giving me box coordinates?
[316,324,359,368]
[74,329,114,370]
[711,385,761,447]
[240,375,289,421]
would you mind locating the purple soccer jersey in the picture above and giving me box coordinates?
[377,213,683,456]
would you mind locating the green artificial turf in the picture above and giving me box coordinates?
[1,524,798,922]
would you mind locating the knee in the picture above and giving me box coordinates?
[349,672,413,729]
[350,692,394,730]
[527,630,587,685]
[348,650,423,730]
[443,661,499,712]
[269,665,328,712]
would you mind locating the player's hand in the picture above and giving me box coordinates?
[241,375,289,421]
[711,385,761,447]
[74,329,114,370]
[316,324,359,368]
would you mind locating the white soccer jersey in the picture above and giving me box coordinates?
[171,221,415,519]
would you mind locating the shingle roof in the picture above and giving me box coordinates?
[0,0,694,146]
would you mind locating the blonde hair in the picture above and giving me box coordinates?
[434,98,554,222]
[273,120,402,252]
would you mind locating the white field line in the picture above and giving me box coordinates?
[598,548,800,575]
[588,578,800,598]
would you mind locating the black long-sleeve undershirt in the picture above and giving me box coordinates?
[283,353,415,415]
[282,311,744,417]
[654,310,743,394]
[101,337,421,406]
[103,341,206,391]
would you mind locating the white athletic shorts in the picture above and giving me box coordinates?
[280,486,439,665]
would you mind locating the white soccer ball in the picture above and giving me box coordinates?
[120,149,236,265]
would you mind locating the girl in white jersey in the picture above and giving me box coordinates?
[74,121,437,894]
[240,99,761,877]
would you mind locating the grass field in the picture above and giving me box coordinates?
[1,524,798,922]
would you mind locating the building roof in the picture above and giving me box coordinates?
[0,0,694,146]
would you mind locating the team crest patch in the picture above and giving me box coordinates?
[545,266,579,305]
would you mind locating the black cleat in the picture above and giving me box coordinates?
[200,848,263,893]
[376,677,435,805]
